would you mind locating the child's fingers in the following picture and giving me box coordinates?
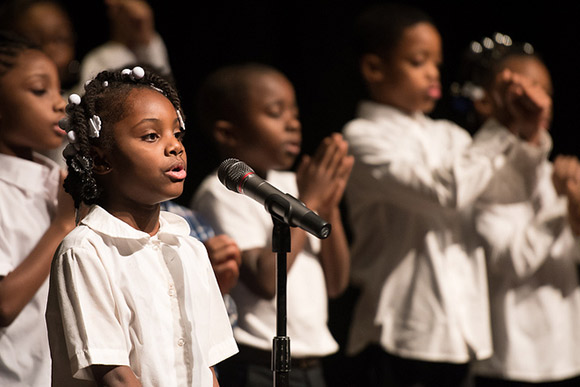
[318,134,349,174]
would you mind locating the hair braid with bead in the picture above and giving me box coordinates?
[62,66,184,208]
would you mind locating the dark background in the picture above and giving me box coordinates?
[59,2,580,384]
[60,1,580,206]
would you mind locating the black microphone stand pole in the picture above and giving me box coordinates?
[271,215,291,387]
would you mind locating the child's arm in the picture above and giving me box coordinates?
[212,367,219,387]
[0,171,75,326]
[203,234,242,295]
[296,133,354,298]
[553,155,580,236]
[91,365,142,387]
[239,221,311,299]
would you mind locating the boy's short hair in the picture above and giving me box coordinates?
[353,3,433,60]
[196,62,280,135]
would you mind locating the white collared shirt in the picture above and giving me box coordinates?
[0,153,61,387]
[343,101,524,362]
[473,119,580,382]
[192,170,339,358]
[47,205,238,386]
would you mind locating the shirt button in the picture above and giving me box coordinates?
[177,338,185,347]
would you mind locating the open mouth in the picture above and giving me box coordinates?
[166,163,187,180]
[53,123,66,136]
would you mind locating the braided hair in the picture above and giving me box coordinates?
[62,66,184,208]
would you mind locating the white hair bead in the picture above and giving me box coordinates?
[131,66,145,79]
[68,94,81,105]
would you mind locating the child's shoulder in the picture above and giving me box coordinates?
[59,222,96,250]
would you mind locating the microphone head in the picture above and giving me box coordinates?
[218,158,255,193]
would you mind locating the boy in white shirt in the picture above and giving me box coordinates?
[342,4,552,387]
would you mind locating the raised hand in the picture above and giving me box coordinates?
[552,155,580,196]
[295,133,354,217]
[491,69,552,145]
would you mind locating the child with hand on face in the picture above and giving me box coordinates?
[46,66,238,386]
[191,63,353,387]
[453,35,580,387]
[0,31,75,386]
[342,4,552,387]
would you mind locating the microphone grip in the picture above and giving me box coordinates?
[265,194,331,239]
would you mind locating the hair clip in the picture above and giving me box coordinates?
[67,130,77,143]
[177,109,186,130]
[150,85,165,95]
[70,154,92,174]
[88,115,101,138]
[102,81,109,87]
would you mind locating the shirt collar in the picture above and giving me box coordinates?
[357,100,426,124]
[81,205,191,242]
[0,152,61,196]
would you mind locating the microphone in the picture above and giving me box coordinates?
[218,158,331,239]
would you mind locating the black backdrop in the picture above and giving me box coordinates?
[61,0,580,205]
[57,2,580,384]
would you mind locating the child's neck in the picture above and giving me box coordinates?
[103,202,161,236]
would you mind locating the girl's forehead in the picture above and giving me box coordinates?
[2,49,56,81]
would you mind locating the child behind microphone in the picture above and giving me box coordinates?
[46,65,237,386]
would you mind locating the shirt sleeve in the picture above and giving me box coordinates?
[192,175,270,251]
[475,160,580,279]
[52,245,130,381]
[344,118,519,215]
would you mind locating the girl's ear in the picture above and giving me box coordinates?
[90,147,112,175]
[213,120,238,148]
[360,53,387,84]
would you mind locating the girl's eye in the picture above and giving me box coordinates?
[266,110,283,118]
[31,89,47,96]
[142,133,159,141]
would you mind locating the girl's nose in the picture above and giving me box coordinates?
[55,94,66,113]
[167,135,185,156]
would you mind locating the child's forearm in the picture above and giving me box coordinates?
[240,226,309,299]
[92,365,142,387]
[319,208,351,298]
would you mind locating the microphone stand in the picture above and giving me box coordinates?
[271,215,291,387]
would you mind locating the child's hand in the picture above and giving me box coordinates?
[492,69,552,145]
[55,170,76,231]
[552,155,580,196]
[203,234,242,295]
[296,133,354,216]
[105,0,154,48]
